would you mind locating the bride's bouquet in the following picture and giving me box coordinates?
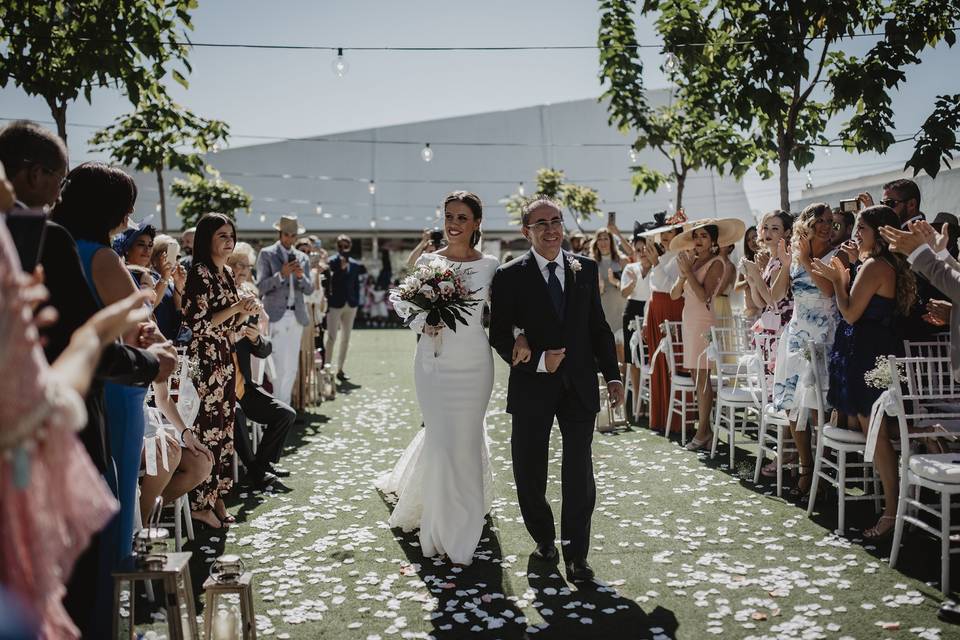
[390,257,482,355]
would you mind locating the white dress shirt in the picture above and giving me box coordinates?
[648,251,680,293]
[620,262,650,302]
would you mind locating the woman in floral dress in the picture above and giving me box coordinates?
[182,213,261,528]
[770,203,839,498]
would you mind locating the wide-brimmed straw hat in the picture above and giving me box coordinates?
[670,217,746,252]
[639,210,690,239]
[273,215,305,235]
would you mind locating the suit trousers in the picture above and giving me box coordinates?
[235,385,296,471]
[510,386,596,562]
[325,304,358,372]
[270,310,304,405]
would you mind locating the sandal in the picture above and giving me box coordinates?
[685,434,712,451]
[213,500,236,526]
[864,515,897,540]
[190,509,223,530]
[789,469,813,500]
[761,453,796,478]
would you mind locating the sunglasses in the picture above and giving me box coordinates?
[831,222,843,231]
[880,197,906,207]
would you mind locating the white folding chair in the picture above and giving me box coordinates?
[806,341,882,534]
[904,339,951,360]
[627,315,651,421]
[661,320,696,443]
[709,325,763,469]
[882,355,960,593]
[752,334,797,497]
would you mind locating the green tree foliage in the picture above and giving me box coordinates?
[0,0,196,143]
[170,169,251,230]
[904,94,960,178]
[89,88,230,230]
[639,0,960,210]
[504,168,601,230]
[599,0,757,214]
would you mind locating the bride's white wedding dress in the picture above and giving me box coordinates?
[375,253,497,566]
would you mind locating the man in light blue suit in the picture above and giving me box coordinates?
[256,215,314,405]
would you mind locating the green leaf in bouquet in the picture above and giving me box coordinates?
[440,308,458,332]
[426,308,441,327]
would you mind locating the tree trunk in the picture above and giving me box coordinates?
[675,171,687,213]
[46,98,68,145]
[156,167,167,231]
[778,147,791,212]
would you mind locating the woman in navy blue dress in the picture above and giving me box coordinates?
[811,205,917,539]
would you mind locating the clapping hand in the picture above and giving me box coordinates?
[607,267,618,285]
[878,224,925,256]
[912,220,950,254]
[739,256,760,281]
[810,255,849,289]
[839,240,859,263]
[676,251,695,276]
[923,299,952,327]
[172,263,187,290]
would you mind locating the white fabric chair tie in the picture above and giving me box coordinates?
[865,387,902,462]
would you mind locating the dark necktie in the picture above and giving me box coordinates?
[546,261,564,317]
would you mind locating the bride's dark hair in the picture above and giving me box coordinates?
[443,191,483,247]
[858,205,917,316]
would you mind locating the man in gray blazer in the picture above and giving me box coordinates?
[256,215,315,405]
[882,219,960,380]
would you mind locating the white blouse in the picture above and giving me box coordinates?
[648,251,681,293]
[620,262,651,302]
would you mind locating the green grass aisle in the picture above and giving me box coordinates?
[150,329,949,639]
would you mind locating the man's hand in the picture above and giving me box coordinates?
[608,381,625,408]
[512,333,532,366]
[544,348,565,373]
[857,192,875,209]
[878,224,925,256]
[148,342,178,382]
[280,260,297,277]
[241,324,261,342]
[913,220,950,254]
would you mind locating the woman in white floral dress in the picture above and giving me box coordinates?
[771,203,838,498]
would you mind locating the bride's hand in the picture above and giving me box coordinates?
[423,323,443,337]
[512,333,531,366]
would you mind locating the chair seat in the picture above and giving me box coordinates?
[672,374,695,389]
[763,405,790,425]
[821,425,867,444]
[909,453,960,484]
[718,386,759,403]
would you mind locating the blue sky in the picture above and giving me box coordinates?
[1,0,957,211]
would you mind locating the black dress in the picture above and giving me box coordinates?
[827,293,899,418]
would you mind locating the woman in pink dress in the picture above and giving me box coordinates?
[669,218,746,450]
[0,209,150,637]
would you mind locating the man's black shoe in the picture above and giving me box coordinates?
[249,470,278,490]
[531,543,559,562]
[265,463,291,478]
[565,558,595,583]
[336,371,349,382]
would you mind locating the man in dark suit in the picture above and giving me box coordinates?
[234,322,296,488]
[325,234,365,381]
[489,196,623,583]
[0,120,177,638]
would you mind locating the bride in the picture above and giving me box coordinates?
[376,191,526,566]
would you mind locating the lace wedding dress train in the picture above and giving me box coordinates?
[375,254,497,566]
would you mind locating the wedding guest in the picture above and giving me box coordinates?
[734,226,761,322]
[642,212,688,432]
[568,231,587,256]
[742,210,795,355]
[620,233,651,413]
[256,215,314,403]
[811,205,916,539]
[179,226,196,270]
[592,227,629,362]
[406,228,440,269]
[149,234,187,341]
[670,218,745,449]
[712,244,737,329]
[770,203,838,498]
[932,211,960,258]
[325,233,364,381]
[831,209,855,247]
[183,213,260,529]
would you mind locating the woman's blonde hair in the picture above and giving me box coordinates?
[151,234,180,270]
[228,241,257,267]
[791,202,831,260]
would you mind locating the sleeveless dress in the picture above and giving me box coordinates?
[597,255,625,337]
[76,239,149,567]
[375,253,497,566]
[751,256,794,369]
[772,251,839,419]
[828,291,899,417]
[681,256,722,370]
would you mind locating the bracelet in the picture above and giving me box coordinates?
[175,288,184,296]
[179,428,194,445]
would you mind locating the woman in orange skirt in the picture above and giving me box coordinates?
[639,212,688,432]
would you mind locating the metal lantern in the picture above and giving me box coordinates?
[203,554,257,640]
[320,363,337,401]
[113,498,199,640]
[595,374,628,432]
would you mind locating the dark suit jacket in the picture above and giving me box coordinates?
[39,221,159,474]
[235,333,272,389]
[326,254,365,308]
[490,250,620,416]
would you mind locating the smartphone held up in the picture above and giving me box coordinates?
[7,208,47,272]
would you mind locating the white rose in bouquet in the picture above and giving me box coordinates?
[418,284,437,300]
[437,280,455,296]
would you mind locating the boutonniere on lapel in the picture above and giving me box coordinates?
[568,258,582,283]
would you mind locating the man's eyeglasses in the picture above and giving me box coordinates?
[23,158,67,188]
[525,217,563,232]
[880,197,906,207]
[831,222,843,231]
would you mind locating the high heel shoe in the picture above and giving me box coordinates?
[863,515,897,540]
[190,509,223,530]
[684,434,711,451]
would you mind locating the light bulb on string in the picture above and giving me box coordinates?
[664,51,679,73]
[435,206,442,218]
[369,219,376,229]
[368,180,376,195]
[315,204,323,215]
[665,182,673,192]
[421,143,433,163]
[628,148,639,163]
[331,48,349,78]
[805,170,813,190]
[518,182,525,196]
[155,203,161,213]
[259,214,266,223]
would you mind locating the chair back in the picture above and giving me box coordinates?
[659,320,684,376]
[903,340,950,360]
[710,325,759,396]
[629,315,646,368]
